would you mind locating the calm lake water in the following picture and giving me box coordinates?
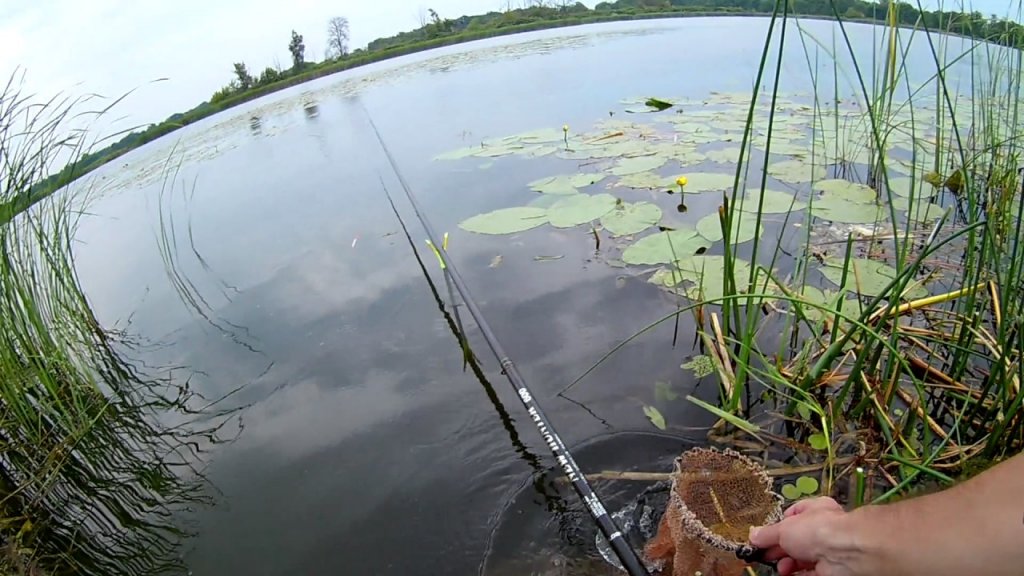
[71,17,977,576]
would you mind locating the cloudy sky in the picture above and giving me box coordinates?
[0,0,1011,133]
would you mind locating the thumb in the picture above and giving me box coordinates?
[749,522,782,548]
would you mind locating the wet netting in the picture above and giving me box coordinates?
[642,447,783,575]
[483,437,783,576]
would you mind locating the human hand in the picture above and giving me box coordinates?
[749,497,851,576]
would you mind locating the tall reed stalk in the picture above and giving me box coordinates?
[1,76,231,575]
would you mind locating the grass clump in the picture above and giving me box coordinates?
[0,76,233,576]
[567,0,1024,504]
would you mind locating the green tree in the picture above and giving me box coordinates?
[258,66,281,86]
[844,6,865,18]
[232,62,253,90]
[288,30,306,70]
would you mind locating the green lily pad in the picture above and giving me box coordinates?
[738,189,807,214]
[808,433,829,451]
[814,179,877,203]
[679,172,737,193]
[600,202,663,236]
[529,173,606,195]
[890,197,946,223]
[796,475,820,494]
[622,229,708,265]
[610,155,667,176]
[696,211,762,245]
[522,145,559,158]
[768,159,827,183]
[795,285,844,322]
[511,127,565,144]
[474,143,525,158]
[526,195,563,209]
[459,206,549,235]
[643,405,667,430]
[705,146,743,164]
[796,402,813,421]
[617,171,673,190]
[547,194,618,228]
[820,257,929,299]
[886,176,931,198]
[651,255,754,303]
[434,146,481,161]
[811,195,885,224]
[758,140,813,157]
[781,483,802,500]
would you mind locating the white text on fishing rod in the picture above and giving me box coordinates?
[520,389,578,483]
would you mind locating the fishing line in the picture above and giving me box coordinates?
[364,109,652,576]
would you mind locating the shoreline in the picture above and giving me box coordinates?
[19,10,988,215]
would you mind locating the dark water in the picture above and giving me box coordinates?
[71,17,977,576]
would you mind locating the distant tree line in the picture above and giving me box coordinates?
[31,1,1024,199]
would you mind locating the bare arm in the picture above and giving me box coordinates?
[751,451,1024,576]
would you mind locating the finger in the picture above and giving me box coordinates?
[777,557,797,575]
[749,522,782,548]
[785,496,841,517]
[762,546,789,562]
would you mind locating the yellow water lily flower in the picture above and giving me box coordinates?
[562,124,569,132]
[676,176,689,188]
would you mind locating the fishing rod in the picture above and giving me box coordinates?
[364,109,653,576]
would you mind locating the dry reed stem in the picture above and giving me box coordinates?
[581,457,859,483]
[867,283,985,324]
[892,387,950,441]
[988,280,1002,329]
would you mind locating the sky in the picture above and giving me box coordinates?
[0,0,1014,134]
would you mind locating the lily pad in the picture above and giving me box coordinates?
[808,433,829,451]
[705,146,743,164]
[794,285,844,322]
[651,255,755,303]
[459,206,549,235]
[891,197,946,223]
[434,146,481,161]
[696,211,762,245]
[813,179,877,203]
[526,195,563,209]
[820,257,929,299]
[474,143,525,158]
[678,172,737,193]
[796,475,820,494]
[547,194,618,228]
[885,176,931,198]
[600,202,663,236]
[522,145,559,158]
[767,159,827,184]
[645,97,675,111]
[811,196,885,224]
[511,127,565,144]
[757,140,813,157]
[617,171,673,190]
[610,155,667,176]
[622,228,708,265]
[529,173,606,195]
[781,483,803,500]
[738,189,807,214]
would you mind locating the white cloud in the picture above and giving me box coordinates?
[2,0,1010,135]
[0,0,538,132]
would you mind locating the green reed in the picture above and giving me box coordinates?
[0,77,232,575]
[573,0,1024,502]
